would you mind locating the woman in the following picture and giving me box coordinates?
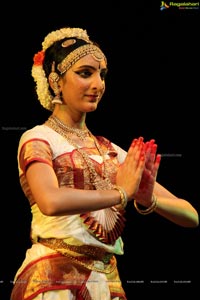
[11,27,198,300]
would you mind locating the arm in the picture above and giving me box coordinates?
[153,181,199,228]
[25,138,145,216]
[26,162,122,216]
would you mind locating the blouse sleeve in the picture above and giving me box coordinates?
[18,136,53,175]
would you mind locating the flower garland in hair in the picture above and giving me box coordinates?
[31,27,90,111]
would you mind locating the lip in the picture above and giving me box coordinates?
[86,95,99,101]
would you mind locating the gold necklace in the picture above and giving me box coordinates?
[45,115,113,190]
[50,115,89,141]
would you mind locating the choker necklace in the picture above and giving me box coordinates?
[50,115,89,140]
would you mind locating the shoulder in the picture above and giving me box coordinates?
[18,124,75,159]
[19,124,64,149]
[17,124,52,158]
[19,124,52,143]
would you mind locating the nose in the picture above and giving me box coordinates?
[92,73,105,91]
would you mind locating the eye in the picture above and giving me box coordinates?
[75,70,92,78]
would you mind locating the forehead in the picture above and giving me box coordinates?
[73,54,107,69]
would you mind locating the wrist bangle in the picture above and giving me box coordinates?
[113,185,128,210]
[134,194,157,215]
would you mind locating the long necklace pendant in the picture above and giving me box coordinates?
[94,178,113,190]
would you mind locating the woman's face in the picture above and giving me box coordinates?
[59,54,107,113]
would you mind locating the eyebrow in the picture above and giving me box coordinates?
[75,65,108,71]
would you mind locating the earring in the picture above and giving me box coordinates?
[49,62,62,104]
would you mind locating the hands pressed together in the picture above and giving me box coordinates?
[116,137,161,207]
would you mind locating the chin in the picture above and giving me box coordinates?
[87,103,98,112]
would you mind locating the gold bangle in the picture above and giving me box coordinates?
[113,185,128,210]
[134,194,157,215]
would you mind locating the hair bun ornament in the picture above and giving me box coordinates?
[61,39,76,48]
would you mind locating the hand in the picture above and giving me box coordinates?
[133,139,161,207]
[116,137,146,201]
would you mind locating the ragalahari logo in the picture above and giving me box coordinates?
[160,1,199,10]
[160,1,170,10]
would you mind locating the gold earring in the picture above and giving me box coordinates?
[49,61,62,104]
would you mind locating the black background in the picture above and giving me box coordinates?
[1,1,200,299]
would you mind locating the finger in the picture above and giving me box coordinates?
[124,138,145,172]
[145,140,157,171]
[151,154,161,178]
[131,138,145,166]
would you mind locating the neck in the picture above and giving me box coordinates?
[52,108,86,130]
[48,114,89,140]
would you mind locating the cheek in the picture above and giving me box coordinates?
[77,78,91,89]
[100,85,105,96]
[72,77,89,91]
